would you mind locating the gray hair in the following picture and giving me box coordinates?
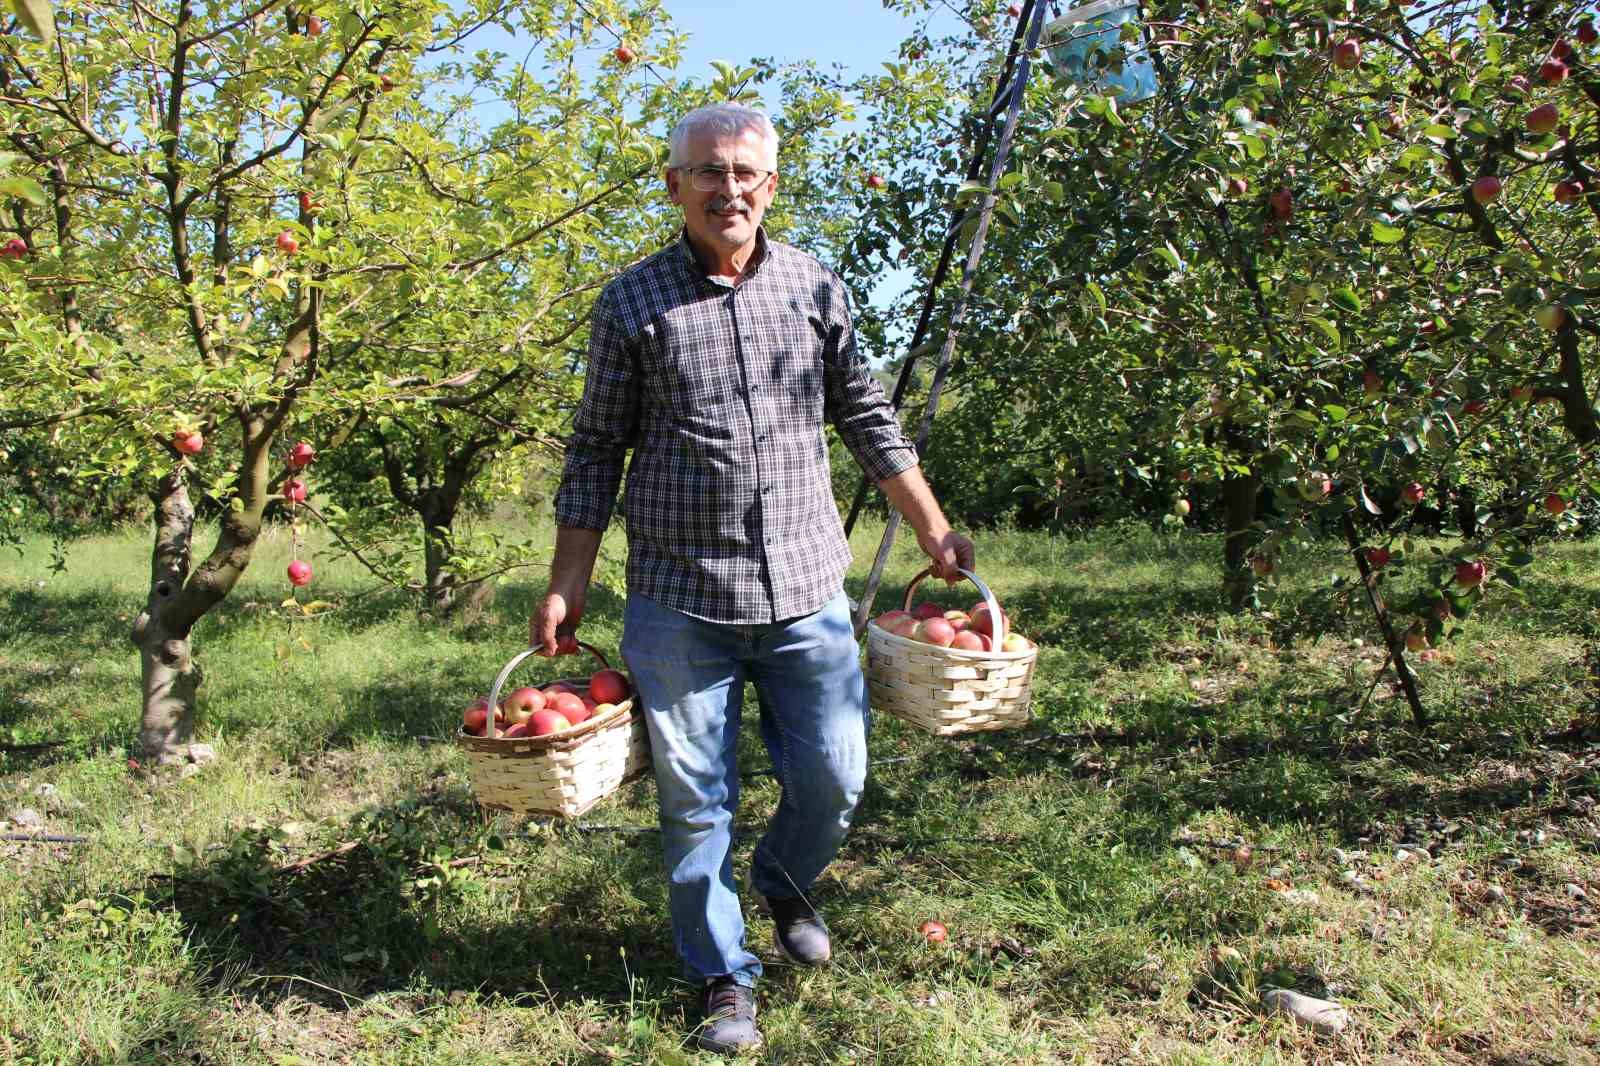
[666,104,779,169]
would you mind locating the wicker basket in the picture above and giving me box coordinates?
[865,567,1038,736]
[458,642,651,818]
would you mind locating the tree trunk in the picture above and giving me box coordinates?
[420,496,495,621]
[133,471,203,763]
[1222,471,1261,611]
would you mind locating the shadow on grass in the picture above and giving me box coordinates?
[112,783,687,1024]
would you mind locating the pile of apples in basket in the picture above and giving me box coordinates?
[871,600,1036,654]
[462,666,632,739]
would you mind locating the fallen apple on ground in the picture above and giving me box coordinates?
[919,920,948,943]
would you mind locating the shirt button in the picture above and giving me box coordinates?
[757,434,767,442]
[763,486,772,495]
[765,537,773,545]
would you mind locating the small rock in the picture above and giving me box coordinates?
[32,783,59,802]
[179,763,200,780]
[10,808,43,831]
[1566,883,1587,901]
[1395,848,1418,864]
[186,744,217,766]
[1483,884,1506,902]
[1282,888,1320,905]
[1267,865,1291,879]
[1340,869,1360,885]
[1262,988,1351,1035]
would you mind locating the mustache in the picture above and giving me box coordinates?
[707,195,751,214]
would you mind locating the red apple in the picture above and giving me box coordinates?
[1227,177,1249,197]
[1365,547,1391,569]
[919,920,948,943]
[913,602,946,621]
[1579,21,1598,46]
[1510,384,1535,403]
[282,477,307,503]
[1554,180,1584,205]
[1007,3,1022,16]
[275,230,299,254]
[889,615,920,639]
[918,617,957,647]
[1269,186,1293,221]
[1541,58,1569,84]
[951,630,986,652]
[305,14,323,35]
[1331,38,1361,69]
[866,173,887,190]
[1251,556,1274,576]
[614,44,637,63]
[0,237,26,259]
[502,686,546,725]
[1363,370,1382,395]
[502,722,529,738]
[298,191,318,215]
[1401,481,1425,506]
[589,668,630,704]
[1470,175,1502,205]
[379,74,396,92]
[287,559,312,587]
[462,697,503,735]
[288,441,315,468]
[1551,38,1572,60]
[548,691,587,724]
[1507,74,1531,95]
[529,709,572,736]
[1463,400,1487,415]
[172,430,204,455]
[875,609,910,629]
[1526,103,1560,135]
[1455,560,1486,587]
[1302,471,1332,498]
[1544,493,1567,515]
[1405,627,1428,652]
[970,603,1009,640]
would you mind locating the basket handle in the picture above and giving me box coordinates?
[901,567,1006,643]
[481,640,612,738]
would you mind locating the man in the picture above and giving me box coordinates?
[531,103,974,1055]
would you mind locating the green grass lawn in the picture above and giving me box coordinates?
[3,517,1598,1064]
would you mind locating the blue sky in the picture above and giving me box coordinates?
[657,0,962,88]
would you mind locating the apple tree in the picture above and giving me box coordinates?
[0,0,676,761]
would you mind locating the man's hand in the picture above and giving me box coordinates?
[917,527,976,583]
[530,591,583,656]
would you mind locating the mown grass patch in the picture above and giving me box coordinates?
[3,519,1598,1063]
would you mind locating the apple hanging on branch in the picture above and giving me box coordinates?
[287,441,316,468]
[1470,175,1502,206]
[1454,560,1486,588]
[283,478,308,503]
[287,560,313,587]
[1331,38,1361,70]
[276,231,299,254]
[1401,481,1425,506]
[1526,103,1560,135]
[171,429,204,455]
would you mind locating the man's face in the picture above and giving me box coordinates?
[665,125,778,261]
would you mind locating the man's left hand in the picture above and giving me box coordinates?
[917,528,975,583]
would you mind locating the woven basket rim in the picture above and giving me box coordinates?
[457,688,634,751]
[866,619,1037,659]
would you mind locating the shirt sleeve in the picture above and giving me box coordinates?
[820,271,920,483]
[553,290,638,530]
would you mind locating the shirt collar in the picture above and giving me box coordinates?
[675,226,770,285]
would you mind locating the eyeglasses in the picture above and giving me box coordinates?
[676,166,774,193]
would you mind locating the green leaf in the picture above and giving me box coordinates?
[1305,317,1340,347]
[1323,404,1347,423]
[10,0,54,47]
[1371,221,1405,244]
[1084,280,1106,313]
[1330,288,1362,313]
[0,176,47,206]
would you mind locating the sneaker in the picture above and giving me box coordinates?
[696,976,762,1055]
[749,873,832,965]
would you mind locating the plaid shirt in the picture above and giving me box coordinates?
[554,229,918,624]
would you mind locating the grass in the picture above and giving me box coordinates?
[3,515,1599,1064]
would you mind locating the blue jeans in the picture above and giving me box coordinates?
[620,590,870,989]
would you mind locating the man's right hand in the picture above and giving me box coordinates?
[530,591,582,656]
